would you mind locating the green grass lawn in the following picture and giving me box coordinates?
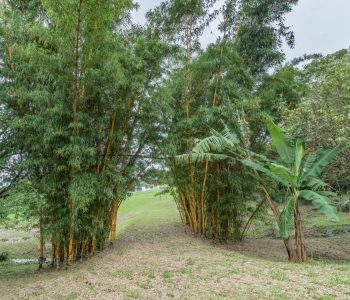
[117,190,179,234]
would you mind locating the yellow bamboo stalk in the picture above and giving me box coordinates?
[200,161,209,235]
[179,191,193,229]
[80,234,85,261]
[102,110,117,171]
[108,200,121,242]
[188,188,198,235]
[68,239,74,264]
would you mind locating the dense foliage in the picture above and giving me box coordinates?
[148,0,299,241]
[0,0,168,268]
[282,50,350,191]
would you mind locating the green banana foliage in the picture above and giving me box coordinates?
[242,120,340,238]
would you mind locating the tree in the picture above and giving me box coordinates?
[148,0,298,241]
[236,0,298,75]
[175,114,286,250]
[257,65,308,122]
[282,50,350,191]
[148,0,223,237]
[242,121,340,262]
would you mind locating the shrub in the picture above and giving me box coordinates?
[0,252,10,262]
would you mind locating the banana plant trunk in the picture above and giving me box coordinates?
[293,204,307,262]
[283,238,294,261]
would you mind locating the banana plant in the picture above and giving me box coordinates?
[177,117,341,262]
[176,114,251,164]
[241,121,341,262]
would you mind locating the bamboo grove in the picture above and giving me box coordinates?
[0,0,345,267]
[0,0,169,268]
[148,0,298,241]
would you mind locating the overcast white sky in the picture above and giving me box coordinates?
[133,0,350,61]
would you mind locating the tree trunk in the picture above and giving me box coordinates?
[293,205,307,262]
[283,238,295,261]
[51,240,56,268]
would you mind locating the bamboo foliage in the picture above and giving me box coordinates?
[148,0,221,238]
[148,0,298,242]
[0,0,169,268]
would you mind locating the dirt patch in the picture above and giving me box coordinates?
[226,238,289,261]
[227,234,350,262]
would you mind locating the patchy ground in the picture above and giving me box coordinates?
[0,228,39,259]
[1,190,350,300]
[241,205,350,262]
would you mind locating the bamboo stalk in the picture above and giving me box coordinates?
[200,161,209,235]
[102,110,117,171]
[108,200,121,243]
[68,238,74,265]
[72,0,83,131]
[39,214,45,270]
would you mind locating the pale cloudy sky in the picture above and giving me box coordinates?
[132,0,350,61]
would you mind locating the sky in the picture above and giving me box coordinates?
[132,0,350,61]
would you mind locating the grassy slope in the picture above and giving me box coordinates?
[117,190,179,233]
[0,191,349,300]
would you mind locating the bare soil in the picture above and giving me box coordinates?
[228,234,350,262]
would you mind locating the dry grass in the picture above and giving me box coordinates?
[1,190,350,300]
